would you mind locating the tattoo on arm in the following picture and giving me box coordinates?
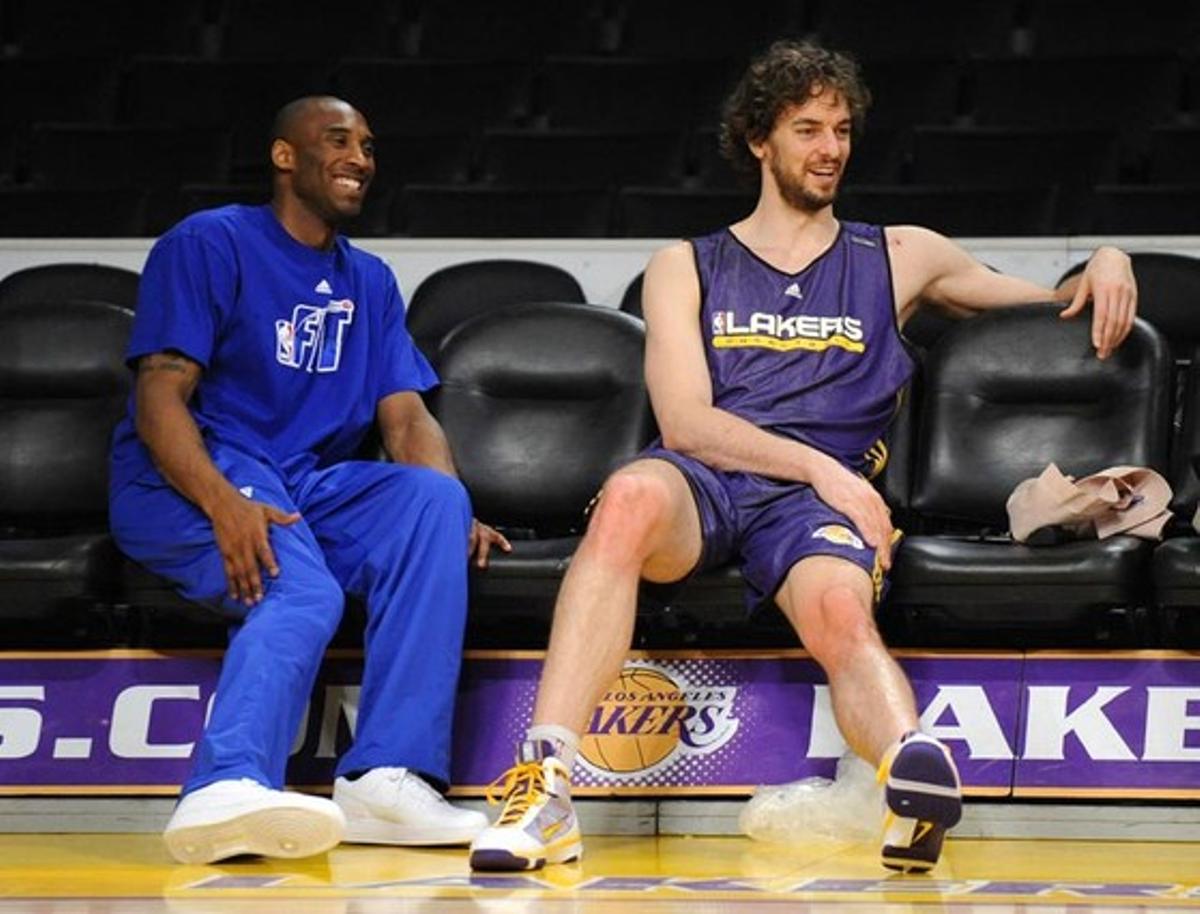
[139,353,197,376]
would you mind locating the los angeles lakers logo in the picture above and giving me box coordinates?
[579,663,739,778]
[812,524,866,550]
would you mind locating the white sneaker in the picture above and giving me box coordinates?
[333,767,487,845]
[469,740,582,871]
[163,778,345,865]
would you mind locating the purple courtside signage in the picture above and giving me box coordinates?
[0,649,1195,797]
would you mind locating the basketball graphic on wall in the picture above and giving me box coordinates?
[580,666,686,773]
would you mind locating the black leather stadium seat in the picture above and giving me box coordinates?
[0,263,141,311]
[1057,254,1200,357]
[427,303,654,646]
[0,299,133,646]
[1058,253,1200,546]
[1153,348,1200,646]
[619,272,643,318]
[888,305,1172,646]
[406,260,586,362]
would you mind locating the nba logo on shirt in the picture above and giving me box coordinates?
[275,298,355,373]
[712,311,726,335]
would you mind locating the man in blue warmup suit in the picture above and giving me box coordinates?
[109,96,507,865]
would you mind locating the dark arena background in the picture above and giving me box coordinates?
[0,1,1198,912]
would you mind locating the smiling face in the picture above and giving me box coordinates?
[271,98,375,226]
[751,88,851,214]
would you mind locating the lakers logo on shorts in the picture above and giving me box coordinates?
[812,524,866,550]
[579,663,739,779]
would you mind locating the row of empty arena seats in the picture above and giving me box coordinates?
[3,0,1196,62]
[7,182,1200,239]
[3,257,1200,653]
[1,0,1197,237]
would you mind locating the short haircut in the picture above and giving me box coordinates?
[271,95,352,144]
[718,41,871,181]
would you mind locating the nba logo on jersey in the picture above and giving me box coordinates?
[275,299,356,373]
[712,311,726,335]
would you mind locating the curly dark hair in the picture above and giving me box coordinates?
[718,41,871,182]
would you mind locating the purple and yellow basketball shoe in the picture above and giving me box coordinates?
[877,732,963,873]
[469,739,582,871]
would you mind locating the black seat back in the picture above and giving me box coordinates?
[0,263,140,311]
[429,303,653,536]
[1058,253,1200,363]
[0,299,134,533]
[910,305,1171,530]
[406,259,585,361]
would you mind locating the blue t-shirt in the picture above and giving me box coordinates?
[109,204,437,493]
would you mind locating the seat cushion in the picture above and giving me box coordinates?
[1153,537,1200,606]
[0,533,124,644]
[892,534,1150,603]
[886,534,1152,644]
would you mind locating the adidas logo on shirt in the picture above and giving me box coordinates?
[784,282,803,299]
[315,279,332,294]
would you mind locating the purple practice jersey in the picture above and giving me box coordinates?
[692,222,913,476]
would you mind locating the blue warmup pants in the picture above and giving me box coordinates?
[109,442,472,796]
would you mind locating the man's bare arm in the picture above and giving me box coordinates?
[134,352,299,605]
[888,225,1136,359]
[377,390,457,475]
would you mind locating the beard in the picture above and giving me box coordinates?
[770,156,839,213]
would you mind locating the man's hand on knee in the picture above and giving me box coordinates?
[210,490,301,605]
[807,455,895,571]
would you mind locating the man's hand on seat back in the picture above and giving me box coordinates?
[1058,246,1137,360]
[469,519,512,569]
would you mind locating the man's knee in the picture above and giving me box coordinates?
[585,470,677,558]
[410,467,471,515]
[242,568,345,654]
[801,584,880,663]
[371,466,471,536]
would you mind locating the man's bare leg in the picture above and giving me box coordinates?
[532,458,703,735]
[775,554,961,873]
[775,555,916,763]
[470,459,703,871]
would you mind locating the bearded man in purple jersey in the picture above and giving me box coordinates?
[469,42,1137,873]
